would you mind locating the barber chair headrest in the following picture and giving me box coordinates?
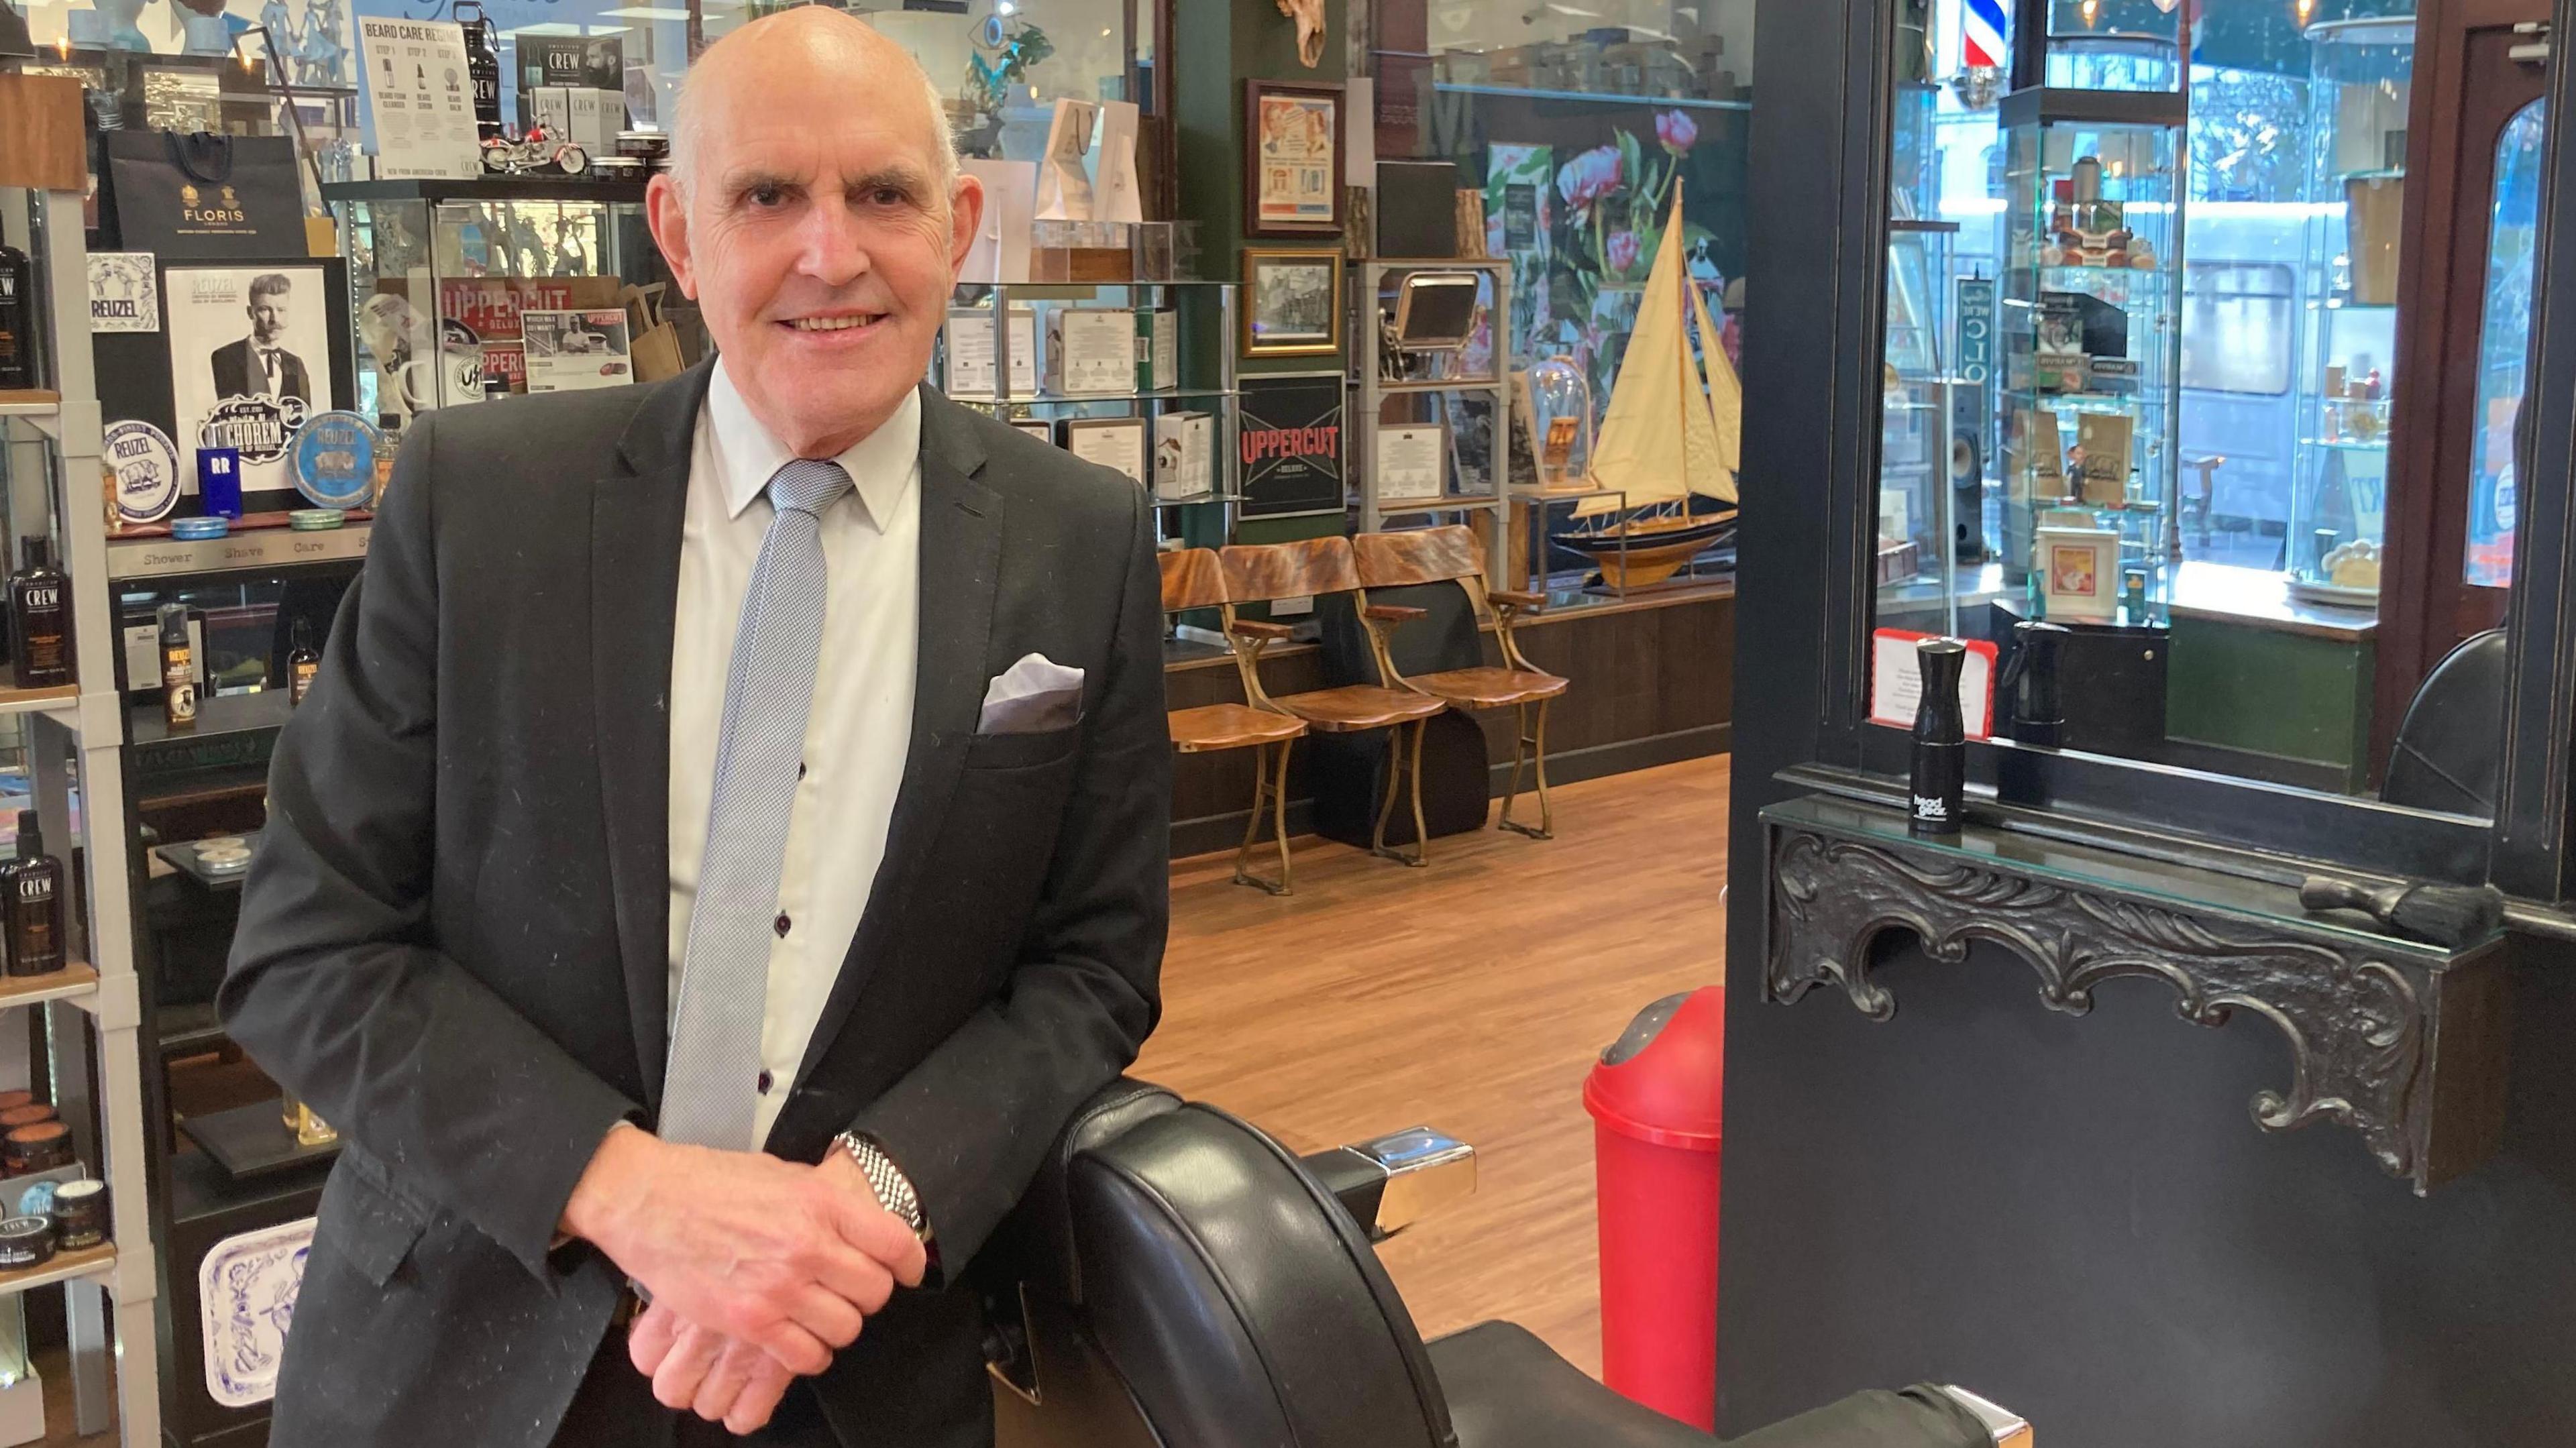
[1063,1100,1457,1448]
[979,1078,1182,1307]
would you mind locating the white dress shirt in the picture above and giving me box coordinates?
[667,362,920,1148]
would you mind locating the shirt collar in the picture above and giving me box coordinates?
[705,359,921,528]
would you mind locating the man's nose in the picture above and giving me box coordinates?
[792,201,871,288]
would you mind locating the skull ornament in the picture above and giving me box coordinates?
[1277,0,1325,68]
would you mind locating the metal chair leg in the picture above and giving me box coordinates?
[1373,719,1430,868]
[1370,725,1403,860]
[1270,737,1295,893]
[1498,702,1531,833]
[1499,697,1556,840]
[1232,742,1292,895]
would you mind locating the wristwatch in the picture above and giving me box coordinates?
[833,1132,929,1241]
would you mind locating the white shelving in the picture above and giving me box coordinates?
[1351,257,1515,578]
[2,182,162,1445]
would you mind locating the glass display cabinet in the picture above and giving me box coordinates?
[1878,219,1956,628]
[1997,82,2186,616]
[326,180,680,422]
[2285,17,2414,608]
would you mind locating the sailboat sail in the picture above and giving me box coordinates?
[1576,187,1741,518]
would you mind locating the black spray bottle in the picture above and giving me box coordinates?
[1996,620,2068,807]
[1909,637,1967,836]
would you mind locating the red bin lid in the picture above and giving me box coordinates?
[1582,987,1723,1150]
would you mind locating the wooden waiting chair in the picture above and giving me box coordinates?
[1217,537,1448,867]
[1161,549,1308,895]
[1351,525,1570,840]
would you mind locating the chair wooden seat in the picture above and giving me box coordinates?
[1273,683,1448,732]
[1168,703,1307,753]
[1409,665,1568,709]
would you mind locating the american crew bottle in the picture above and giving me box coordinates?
[159,604,196,729]
[287,618,320,706]
[0,242,34,391]
[8,539,69,687]
[2,812,64,977]
[1909,637,1967,837]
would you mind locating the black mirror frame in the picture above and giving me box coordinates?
[1738,0,2576,897]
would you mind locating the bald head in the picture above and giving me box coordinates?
[671,8,959,208]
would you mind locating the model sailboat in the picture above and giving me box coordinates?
[1549,185,1741,588]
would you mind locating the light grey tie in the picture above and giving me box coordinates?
[658,457,853,1149]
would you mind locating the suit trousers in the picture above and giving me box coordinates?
[553,1336,841,1448]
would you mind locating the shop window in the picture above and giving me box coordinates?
[2178,262,2293,396]
[2465,97,2546,590]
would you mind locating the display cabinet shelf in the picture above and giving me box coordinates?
[107,518,372,581]
[323,178,649,206]
[129,690,294,747]
[0,962,101,1013]
[1375,376,1504,395]
[958,386,1240,406]
[0,679,79,720]
[1377,496,1506,518]
[0,391,60,416]
[1760,791,2508,1194]
[0,1245,117,1301]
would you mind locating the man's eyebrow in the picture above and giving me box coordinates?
[848,166,933,197]
[716,167,801,197]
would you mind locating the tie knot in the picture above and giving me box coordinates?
[768,458,853,518]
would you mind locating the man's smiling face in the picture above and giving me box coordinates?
[647,11,983,459]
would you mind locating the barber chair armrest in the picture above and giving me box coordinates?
[1486,589,1548,614]
[1297,1127,1475,1241]
[1932,1386,2032,1448]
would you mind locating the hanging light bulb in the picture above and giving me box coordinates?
[2080,0,2101,27]
[2296,0,2316,25]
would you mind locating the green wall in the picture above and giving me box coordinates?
[1173,0,1350,550]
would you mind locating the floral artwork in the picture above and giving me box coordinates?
[1488,111,1726,433]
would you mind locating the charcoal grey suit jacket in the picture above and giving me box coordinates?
[219,358,1170,1446]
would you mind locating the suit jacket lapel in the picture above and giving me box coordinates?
[785,390,1000,1100]
[593,358,715,1111]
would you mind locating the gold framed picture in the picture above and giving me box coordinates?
[1242,247,1343,358]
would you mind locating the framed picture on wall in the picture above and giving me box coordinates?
[1243,78,1344,237]
[1242,247,1343,357]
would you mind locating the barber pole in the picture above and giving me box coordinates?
[1962,0,2006,69]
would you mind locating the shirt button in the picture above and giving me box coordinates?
[775,913,792,936]
[798,762,807,781]
[757,1070,774,1095]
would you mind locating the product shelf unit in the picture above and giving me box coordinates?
[938,280,1243,531]
[325,179,667,418]
[1352,258,1515,579]
[2284,17,2414,597]
[0,179,166,1445]
[1997,85,2187,612]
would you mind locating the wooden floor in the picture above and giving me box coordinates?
[1133,752,1731,1376]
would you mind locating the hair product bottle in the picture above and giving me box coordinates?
[159,604,195,730]
[7,539,70,688]
[1,812,64,977]
[287,618,321,706]
[1909,637,1967,837]
[0,242,35,391]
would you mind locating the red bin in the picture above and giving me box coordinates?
[1584,986,1724,1430]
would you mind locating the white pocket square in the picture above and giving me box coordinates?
[979,653,1085,734]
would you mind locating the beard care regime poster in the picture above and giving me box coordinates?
[1239,376,1344,518]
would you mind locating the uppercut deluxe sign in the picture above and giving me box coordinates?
[1239,376,1344,518]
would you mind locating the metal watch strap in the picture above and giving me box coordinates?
[835,1132,928,1239]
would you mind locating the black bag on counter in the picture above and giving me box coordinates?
[101,131,307,258]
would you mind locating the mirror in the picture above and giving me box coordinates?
[1870,0,2521,822]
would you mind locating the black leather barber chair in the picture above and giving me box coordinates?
[977,1082,2031,1448]
[2382,628,2507,816]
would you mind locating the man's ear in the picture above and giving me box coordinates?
[947,173,987,275]
[647,174,700,300]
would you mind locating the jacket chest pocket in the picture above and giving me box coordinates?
[961,723,1081,773]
